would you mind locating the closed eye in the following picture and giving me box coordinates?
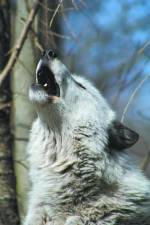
[73,79,86,90]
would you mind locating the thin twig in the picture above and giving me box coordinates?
[49,30,71,40]
[121,75,150,123]
[14,159,29,170]
[14,137,28,142]
[0,0,40,86]
[49,0,63,28]
[72,0,79,10]
[138,40,150,54]
[29,27,44,51]
[34,37,44,52]
[4,46,15,56]
[0,102,11,111]
[44,0,49,46]
[39,21,72,40]
[39,2,74,12]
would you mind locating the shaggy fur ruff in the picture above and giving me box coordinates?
[24,50,150,225]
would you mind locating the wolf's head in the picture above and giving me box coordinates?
[29,49,139,151]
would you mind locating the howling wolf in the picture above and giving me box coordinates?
[24,49,150,225]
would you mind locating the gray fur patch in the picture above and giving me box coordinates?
[24,55,150,225]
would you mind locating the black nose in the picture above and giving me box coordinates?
[42,49,57,59]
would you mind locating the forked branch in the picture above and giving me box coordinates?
[0,0,40,86]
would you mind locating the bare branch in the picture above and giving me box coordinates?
[14,159,29,170]
[138,40,150,54]
[29,27,44,51]
[34,37,44,52]
[49,0,63,28]
[121,75,150,123]
[0,0,40,86]
[49,30,71,40]
[72,0,79,10]
[14,137,28,142]
[39,2,75,12]
[39,20,72,40]
[0,102,11,111]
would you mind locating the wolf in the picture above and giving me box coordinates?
[24,49,150,225]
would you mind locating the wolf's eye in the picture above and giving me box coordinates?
[73,78,86,90]
[76,81,86,90]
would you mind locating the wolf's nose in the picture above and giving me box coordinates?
[42,49,57,59]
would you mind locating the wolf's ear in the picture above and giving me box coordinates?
[108,121,139,150]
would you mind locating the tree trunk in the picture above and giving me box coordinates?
[11,0,36,221]
[0,1,19,224]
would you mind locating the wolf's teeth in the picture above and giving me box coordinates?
[44,83,48,87]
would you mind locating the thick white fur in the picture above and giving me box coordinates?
[24,58,150,225]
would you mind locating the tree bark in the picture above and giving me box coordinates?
[0,0,19,224]
[11,0,36,221]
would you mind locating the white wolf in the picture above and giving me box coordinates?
[24,49,150,225]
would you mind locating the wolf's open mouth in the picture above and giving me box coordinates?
[37,65,60,97]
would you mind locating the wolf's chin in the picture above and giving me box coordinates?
[29,84,49,105]
[29,83,60,105]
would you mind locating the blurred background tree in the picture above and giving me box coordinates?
[0,0,19,224]
[0,0,150,224]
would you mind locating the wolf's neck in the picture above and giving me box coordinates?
[30,119,121,207]
[35,117,74,160]
[35,102,67,130]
